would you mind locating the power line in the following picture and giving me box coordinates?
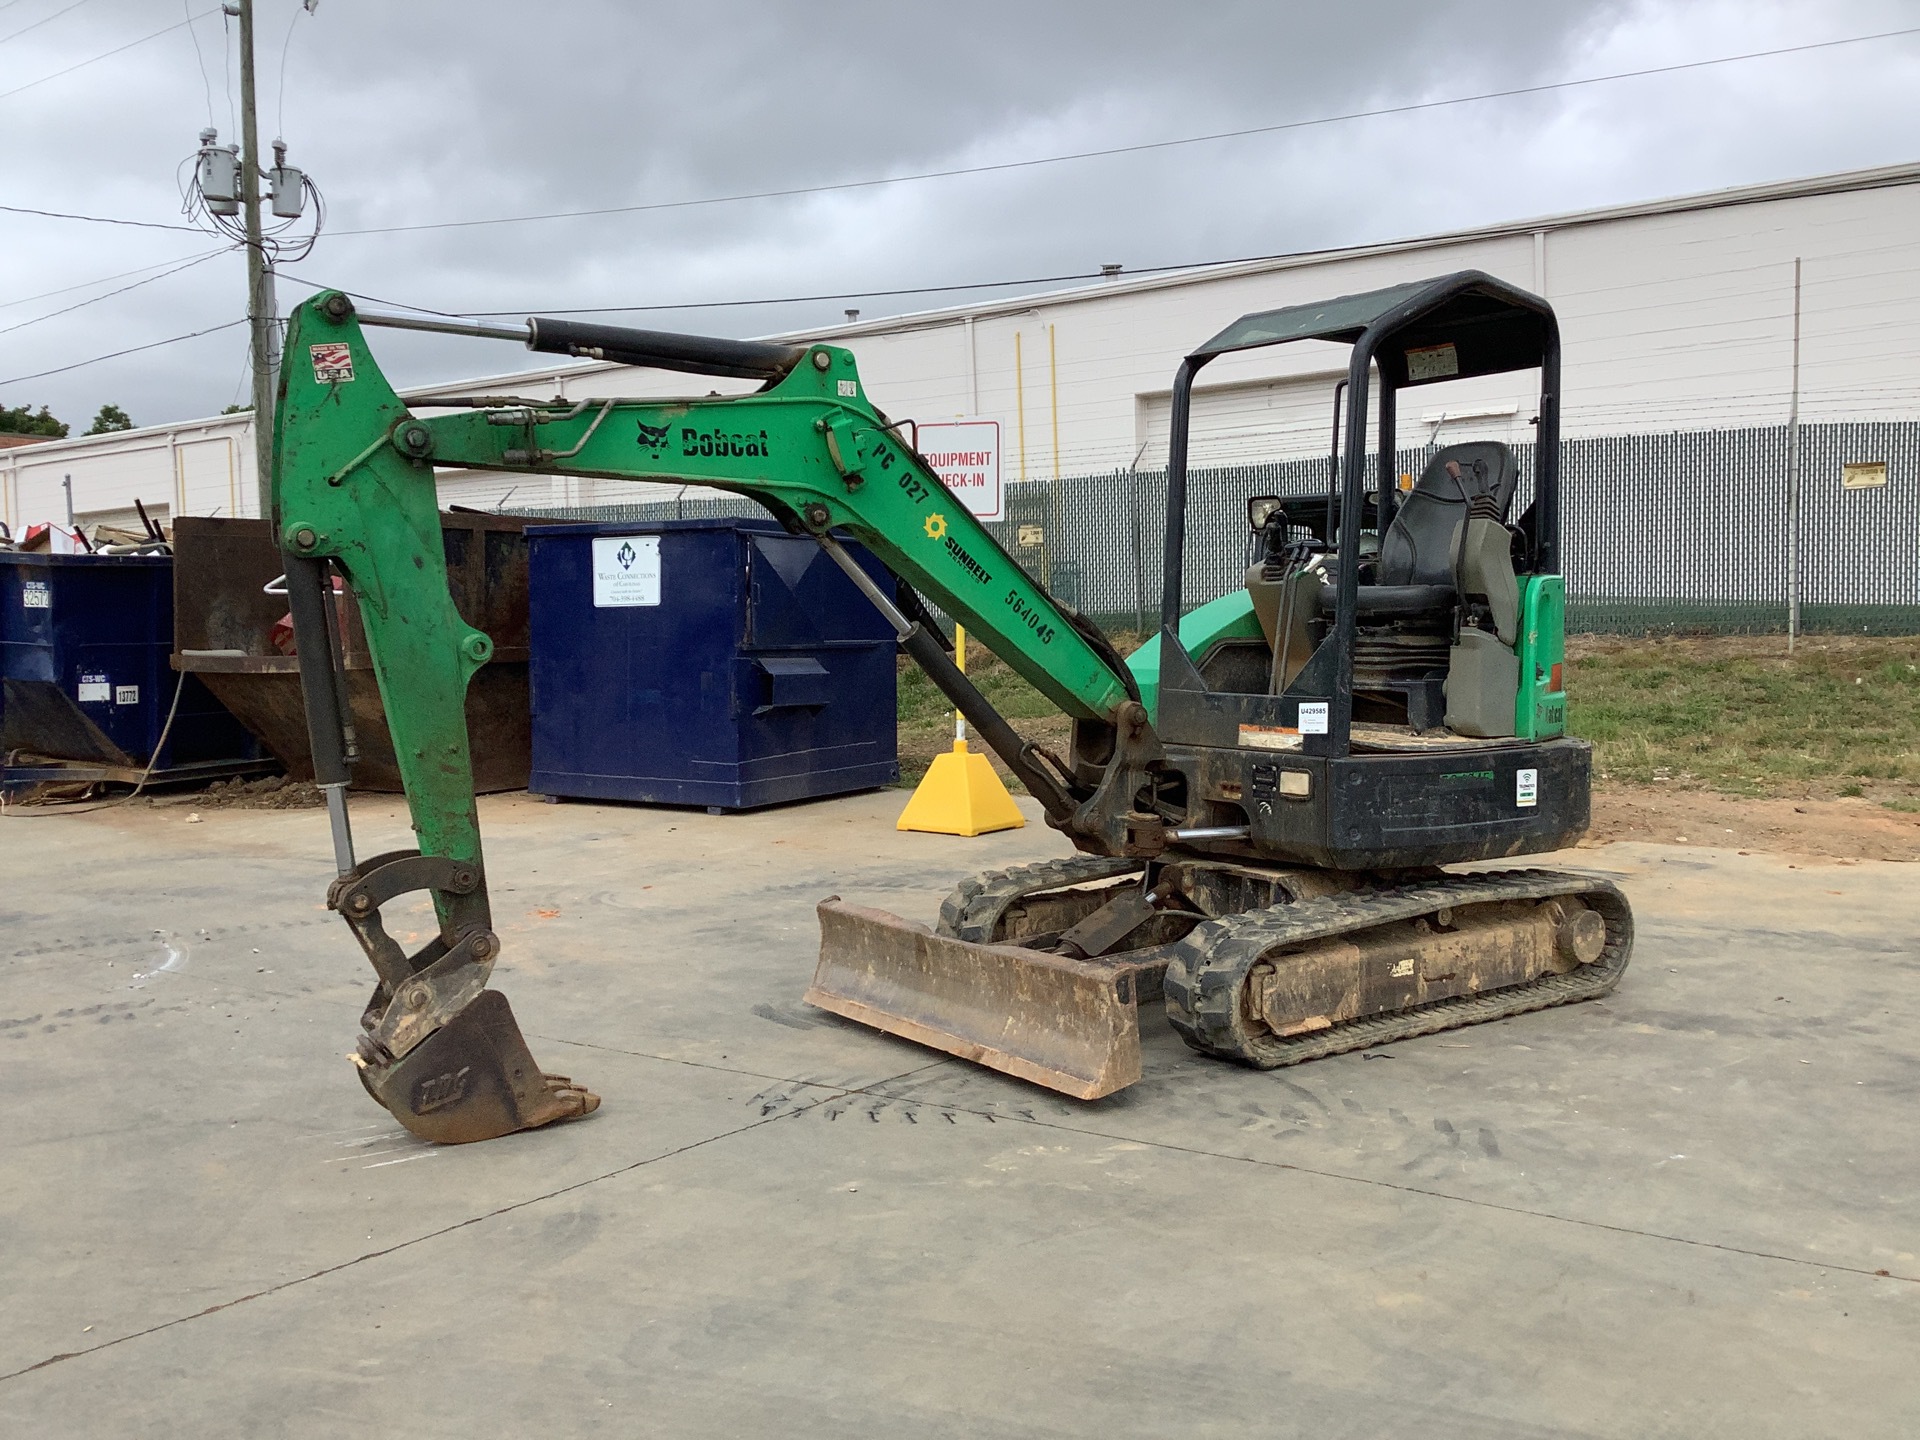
[0,248,233,338]
[0,0,93,47]
[0,246,227,310]
[0,318,245,388]
[184,0,215,128]
[275,265,1206,319]
[13,25,1917,247]
[273,220,1920,326]
[274,0,304,140]
[320,26,1920,238]
[0,201,201,233]
[0,6,217,103]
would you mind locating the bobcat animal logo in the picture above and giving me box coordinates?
[636,420,671,452]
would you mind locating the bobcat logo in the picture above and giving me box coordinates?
[636,421,671,453]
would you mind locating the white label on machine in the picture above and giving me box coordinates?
[1516,768,1539,807]
[1297,701,1330,735]
[591,536,661,607]
[22,581,49,609]
[77,675,110,703]
[917,419,1003,520]
[115,685,139,705]
[837,380,858,398]
[1405,342,1459,382]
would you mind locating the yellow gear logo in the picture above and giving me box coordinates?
[924,512,948,539]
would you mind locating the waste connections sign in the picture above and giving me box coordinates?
[919,420,1002,520]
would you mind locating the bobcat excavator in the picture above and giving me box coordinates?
[271,269,1632,1143]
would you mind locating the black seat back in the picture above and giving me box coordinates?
[1376,442,1518,587]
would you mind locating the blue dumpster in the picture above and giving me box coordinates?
[0,551,263,788]
[527,518,898,809]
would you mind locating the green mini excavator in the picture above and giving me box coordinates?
[272,270,1632,1143]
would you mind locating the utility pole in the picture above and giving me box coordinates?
[232,0,279,525]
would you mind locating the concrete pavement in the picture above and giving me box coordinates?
[2,789,1915,1437]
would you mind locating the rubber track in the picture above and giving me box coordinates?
[1163,868,1633,1068]
[935,855,1145,944]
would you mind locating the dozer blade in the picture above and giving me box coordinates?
[807,898,1155,1100]
[359,989,600,1144]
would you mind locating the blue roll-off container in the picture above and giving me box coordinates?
[0,551,260,780]
[527,518,898,809]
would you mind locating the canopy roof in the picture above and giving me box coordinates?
[1192,270,1554,387]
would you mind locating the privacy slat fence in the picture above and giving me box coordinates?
[517,421,1920,636]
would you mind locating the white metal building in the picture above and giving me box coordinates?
[8,160,1919,531]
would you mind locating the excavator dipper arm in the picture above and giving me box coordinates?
[272,292,1136,1139]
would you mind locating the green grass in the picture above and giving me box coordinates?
[1565,635,1920,804]
[895,631,1920,807]
[896,639,1090,788]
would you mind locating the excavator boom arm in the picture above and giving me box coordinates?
[267,292,1138,1142]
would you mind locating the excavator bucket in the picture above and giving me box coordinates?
[807,898,1153,1099]
[358,990,600,1145]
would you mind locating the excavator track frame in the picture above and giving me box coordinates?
[1164,868,1632,1068]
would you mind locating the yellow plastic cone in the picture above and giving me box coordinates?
[897,624,1025,836]
[896,738,1026,836]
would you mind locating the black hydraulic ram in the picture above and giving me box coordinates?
[346,307,806,383]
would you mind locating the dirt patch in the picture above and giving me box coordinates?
[189,775,324,810]
[1588,784,1920,862]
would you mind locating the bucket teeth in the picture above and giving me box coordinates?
[359,989,600,1144]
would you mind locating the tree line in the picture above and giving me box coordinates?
[0,402,138,438]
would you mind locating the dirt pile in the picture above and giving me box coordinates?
[191,775,324,810]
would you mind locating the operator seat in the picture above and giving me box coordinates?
[1361,441,1518,612]
[1310,441,1523,733]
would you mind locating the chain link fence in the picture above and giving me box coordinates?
[516,420,1920,637]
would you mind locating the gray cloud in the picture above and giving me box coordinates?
[2,0,1917,426]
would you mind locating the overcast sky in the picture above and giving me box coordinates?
[3,0,1919,431]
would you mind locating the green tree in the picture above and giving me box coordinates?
[84,403,135,435]
[0,403,68,438]
[221,403,251,414]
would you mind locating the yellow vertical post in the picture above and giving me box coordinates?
[954,624,968,744]
[1048,323,1061,481]
[1014,331,1028,484]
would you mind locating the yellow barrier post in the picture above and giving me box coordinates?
[895,625,1025,836]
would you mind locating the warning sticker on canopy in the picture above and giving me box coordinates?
[918,420,1002,520]
[310,342,355,384]
[1404,342,1459,382]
